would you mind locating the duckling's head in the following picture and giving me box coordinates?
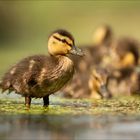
[88,68,112,99]
[48,29,83,56]
[92,24,113,46]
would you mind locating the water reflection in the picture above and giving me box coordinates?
[0,115,140,140]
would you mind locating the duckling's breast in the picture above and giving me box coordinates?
[31,56,74,97]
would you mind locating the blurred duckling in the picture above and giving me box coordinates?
[63,68,111,99]
[92,24,113,47]
[72,24,113,73]
[106,38,139,84]
[62,73,90,98]
[0,29,83,108]
[107,38,140,96]
[107,67,135,96]
[88,68,112,99]
[112,37,139,69]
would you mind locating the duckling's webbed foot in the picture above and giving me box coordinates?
[25,96,31,109]
[43,95,49,107]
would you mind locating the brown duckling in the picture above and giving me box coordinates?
[71,24,113,73]
[109,38,139,78]
[62,73,90,99]
[92,24,113,47]
[0,29,83,108]
[106,37,140,96]
[107,67,135,96]
[88,68,112,99]
[112,37,139,69]
[63,67,111,99]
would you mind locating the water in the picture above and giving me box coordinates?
[0,115,140,140]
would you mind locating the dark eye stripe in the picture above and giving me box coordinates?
[53,35,62,42]
[66,42,72,47]
[53,36,72,47]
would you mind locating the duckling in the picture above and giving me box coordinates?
[88,68,112,99]
[62,73,90,98]
[107,67,135,96]
[107,38,139,79]
[106,37,140,96]
[112,37,139,69]
[92,24,113,47]
[70,24,113,73]
[0,29,83,108]
[63,67,111,99]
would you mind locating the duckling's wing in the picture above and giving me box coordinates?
[0,55,56,94]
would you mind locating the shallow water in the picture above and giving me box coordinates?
[1,115,140,140]
[0,94,140,140]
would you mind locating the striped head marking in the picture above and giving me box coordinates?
[48,29,83,56]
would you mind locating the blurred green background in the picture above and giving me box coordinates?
[0,1,140,77]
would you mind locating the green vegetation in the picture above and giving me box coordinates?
[0,96,140,115]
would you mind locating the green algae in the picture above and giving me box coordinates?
[0,96,140,115]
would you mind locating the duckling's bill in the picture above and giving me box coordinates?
[70,46,84,56]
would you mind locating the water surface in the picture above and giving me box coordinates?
[0,95,140,140]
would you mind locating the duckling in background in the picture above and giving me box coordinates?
[0,29,83,108]
[88,68,112,99]
[92,24,113,47]
[69,24,113,84]
[107,67,135,96]
[63,67,111,99]
[111,37,139,69]
[62,73,90,98]
[107,37,140,96]
[71,24,113,73]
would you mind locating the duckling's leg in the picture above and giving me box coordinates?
[25,96,31,109]
[43,95,49,107]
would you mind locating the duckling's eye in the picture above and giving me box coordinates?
[62,39,66,43]
[67,43,72,47]
[53,35,72,47]
[62,39,72,47]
